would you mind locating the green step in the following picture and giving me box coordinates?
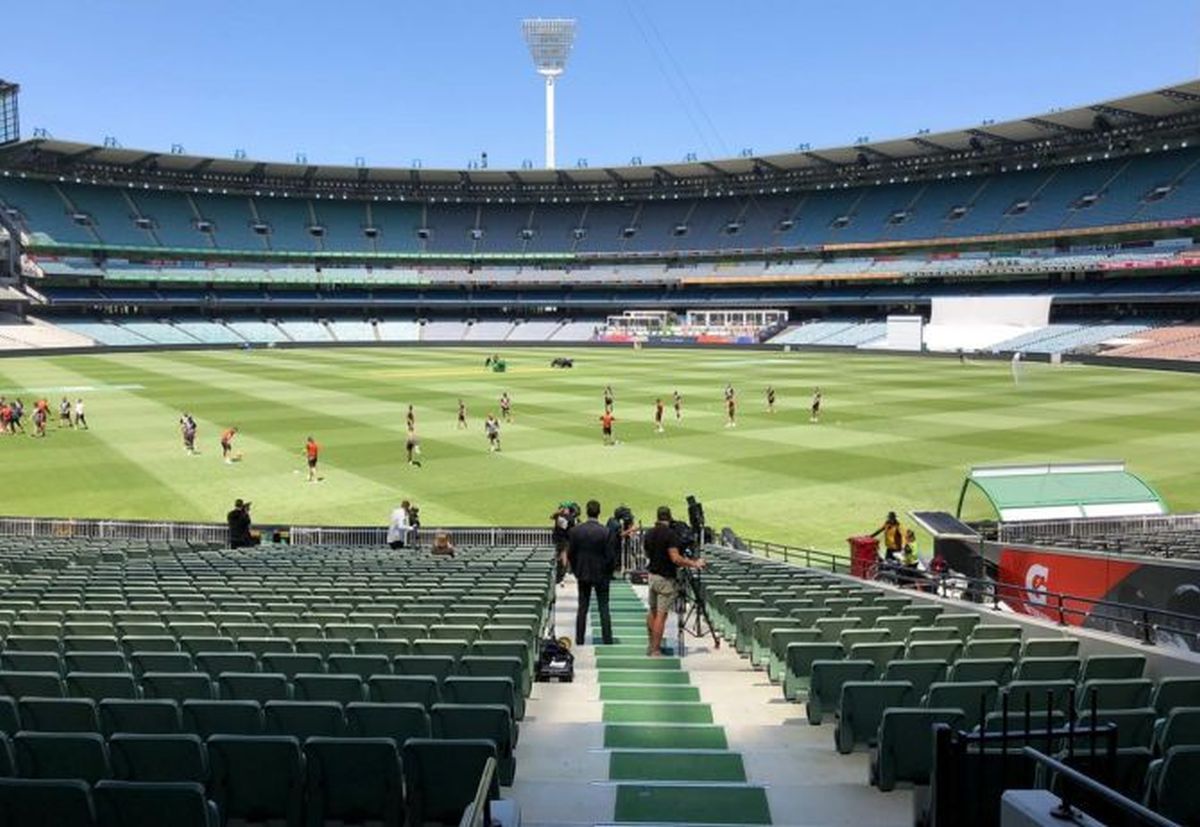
[614,784,771,824]
[596,645,673,657]
[604,724,727,750]
[596,657,681,670]
[604,702,713,724]
[600,685,699,702]
[599,670,691,685]
[609,751,746,782]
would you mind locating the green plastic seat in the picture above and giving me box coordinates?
[264,700,346,739]
[875,615,919,641]
[750,618,805,669]
[906,641,963,663]
[979,710,1066,740]
[195,652,258,678]
[217,673,290,704]
[847,642,906,676]
[0,778,96,826]
[207,735,304,827]
[1076,679,1153,711]
[1152,707,1200,755]
[0,672,64,699]
[181,700,264,737]
[969,625,1022,642]
[924,681,999,731]
[442,676,521,720]
[1080,655,1145,682]
[98,700,181,735]
[949,658,1015,685]
[806,660,875,725]
[367,675,440,708]
[1003,680,1076,715]
[237,637,295,657]
[393,655,456,683]
[768,629,822,684]
[295,638,353,659]
[962,640,1021,661]
[814,618,861,643]
[1,653,63,675]
[1015,657,1080,682]
[19,698,99,733]
[1153,678,1200,717]
[401,738,499,827]
[1144,746,1200,823]
[293,673,364,704]
[412,639,470,660]
[783,642,844,702]
[354,640,410,659]
[882,660,947,700]
[1077,707,1157,749]
[835,680,915,754]
[65,672,139,701]
[840,629,891,649]
[93,780,219,827]
[872,708,966,791]
[326,654,391,681]
[304,737,404,827]
[458,656,529,699]
[933,613,979,638]
[432,703,517,785]
[897,604,940,624]
[1021,638,1078,658]
[260,653,323,679]
[142,673,214,703]
[14,731,110,783]
[109,733,207,783]
[65,653,128,674]
[907,626,960,643]
[346,702,431,744]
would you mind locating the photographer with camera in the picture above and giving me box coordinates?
[552,501,579,584]
[643,505,705,657]
[227,499,259,549]
[606,505,638,572]
[567,500,615,645]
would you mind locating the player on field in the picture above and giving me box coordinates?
[654,398,665,433]
[180,413,197,455]
[59,397,71,428]
[74,398,88,430]
[406,404,415,432]
[603,385,614,413]
[1011,351,1023,385]
[485,414,502,452]
[0,401,10,435]
[305,436,321,482]
[221,427,238,463]
[499,393,512,422]
[724,389,737,428]
[9,399,24,434]
[600,410,616,445]
[810,388,822,423]
[766,386,776,414]
[32,403,47,438]
[406,428,422,467]
[673,390,683,421]
[457,399,468,429]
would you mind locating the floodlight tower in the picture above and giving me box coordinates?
[522,18,577,170]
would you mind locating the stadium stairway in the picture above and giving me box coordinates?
[510,577,909,825]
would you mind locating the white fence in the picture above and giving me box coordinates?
[0,517,229,544]
[998,513,1200,543]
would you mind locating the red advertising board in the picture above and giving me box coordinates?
[995,546,1139,625]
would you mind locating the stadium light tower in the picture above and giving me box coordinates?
[522,18,576,170]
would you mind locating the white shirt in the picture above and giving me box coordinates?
[386,507,411,545]
[74,401,85,415]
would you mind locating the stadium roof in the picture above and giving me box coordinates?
[956,462,1167,523]
[4,78,1200,198]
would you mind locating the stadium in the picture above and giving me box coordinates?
[2,6,1200,826]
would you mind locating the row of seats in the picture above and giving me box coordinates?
[0,732,499,827]
[701,547,1200,824]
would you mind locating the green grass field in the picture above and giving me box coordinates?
[0,345,1197,550]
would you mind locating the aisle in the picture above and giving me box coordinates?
[596,581,773,825]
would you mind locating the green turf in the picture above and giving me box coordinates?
[599,684,698,701]
[614,784,771,824]
[603,702,714,723]
[604,724,728,750]
[599,670,691,685]
[609,751,746,782]
[2,346,1196,549]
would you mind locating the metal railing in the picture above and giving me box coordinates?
[0,517,229,545]
[287,526,555,547]
[999,513,1200,543]
[1020,747,1177,827]
[737,537,854,574]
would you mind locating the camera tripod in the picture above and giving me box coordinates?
[675,567,719,657]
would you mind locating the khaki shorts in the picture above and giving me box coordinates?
[648,573,678,615]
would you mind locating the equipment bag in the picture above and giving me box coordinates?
[535,637,575,683]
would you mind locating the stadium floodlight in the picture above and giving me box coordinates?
[0,80,19,146]
[522,18,577,170]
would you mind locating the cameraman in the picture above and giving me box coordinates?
[552,501,578,584]
[606,505,638,572]
[227,499,259,549]
[643,505,705,657]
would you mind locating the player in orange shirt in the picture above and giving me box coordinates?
[600,411,616,445]
[305,436,321,482]
[221,427,238,464]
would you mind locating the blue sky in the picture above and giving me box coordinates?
[8,1,1199,169]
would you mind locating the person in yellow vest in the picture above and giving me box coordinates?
[871,512,904,562]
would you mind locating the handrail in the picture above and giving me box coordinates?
[731,536,1200,650]
[457,756,498,827]
[1020,747,1177,827]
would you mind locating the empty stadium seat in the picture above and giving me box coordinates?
[0,777,96,827]
[783,642,844,701]
[835,681,915,754]
[949,658,1015,685]
[806,660,875,725]
[98,699,181,735]
[19,698,99,733]
[93,780,219,827]
[207,735,305,827]
[14,732,110,783]
[108,733,207,784]
[402,738,499,827]
[882,660,947,700]
[303,737,405,826]
[1152,678,1200,716]
[432,703,517,785]
[218,672,290,703]
[264,701,345,739]
[1144,745,1200,823]
[1014,657,1080,682]
[1021,639,1079,658]
[181,700,264,737]
[293,674,364,704]
[367,675,440,708]
[142,673,214,703]
[924,682,998,731]
[346,702,431,743]
[1076,707,1157,749]
[1080,655,1146,682]
[872,708,966,791]
[1076,678,1153,711]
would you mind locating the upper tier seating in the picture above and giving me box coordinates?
[7,147,1200,254]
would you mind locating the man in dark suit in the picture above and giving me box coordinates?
[568,499,615,645]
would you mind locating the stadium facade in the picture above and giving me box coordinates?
[1,79,1200,352]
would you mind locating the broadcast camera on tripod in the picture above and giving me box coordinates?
[675,494,718,655]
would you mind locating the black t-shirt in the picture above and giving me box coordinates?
[644,522,680,579]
